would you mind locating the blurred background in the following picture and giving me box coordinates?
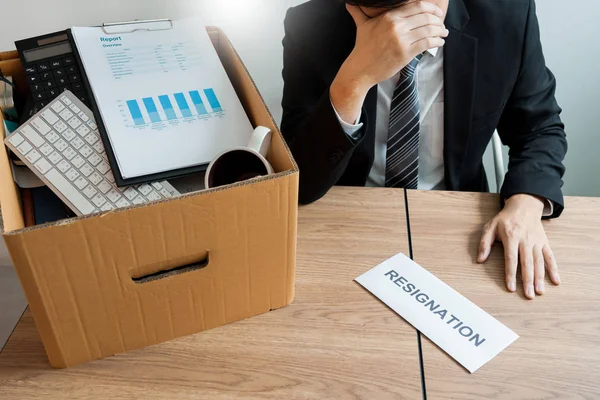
[1,0,598,197]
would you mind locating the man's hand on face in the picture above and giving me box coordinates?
[331,1,448,124]
[477,194,561,300]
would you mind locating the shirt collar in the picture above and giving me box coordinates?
[426,47,439,57]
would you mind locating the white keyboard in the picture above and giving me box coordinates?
[4,91,180,216]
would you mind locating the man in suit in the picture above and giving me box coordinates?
[281,0,567,299]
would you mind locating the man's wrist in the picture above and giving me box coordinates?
[330,56,373,125]
[505,194,545,217]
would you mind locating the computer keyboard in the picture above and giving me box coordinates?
[4,91,180,216]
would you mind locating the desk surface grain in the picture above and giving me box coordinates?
[0,187,421,400]
[407,190,600,400]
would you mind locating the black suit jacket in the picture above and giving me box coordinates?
[281,0,567,218]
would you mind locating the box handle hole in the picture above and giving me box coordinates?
[132,252,210,284]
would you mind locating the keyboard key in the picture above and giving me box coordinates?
[48,151,62,164]
[146,191,162,201]
[25,150,42,164]
[78,112,90,122]
[59,109,74,121]
[74,177,88,190]
[80,146,94,160]
[92,194,107,208]
[105,172,115,183]
[63,147,76,160]
[151,182,163,190]
[138,184,152,196]
[34,158,52,174]
[98,180,112,194]
[132,196,145,205]
[106,189,122,203]
[83,185,98,199]
[57,160,71,173]
[93,141,104,153]
[101,203,115,212]
[53,120,68,133]
[84,133,99,145]
[21,125,45,147]
[71,137,85,150]
[46,131,59,143]
[72,155,85,168]
[160,188,174,198]
[76,125,90,137]
[51,101,65,113]
[60,95,72,105]
[7,133,24,147]
[62,129,76,142]
[69,104,80,113]
[31,118,51,135]
[87,121,98,130]
[68,117,82,129]
[116,198,131,208]
[46,169,96,215]
[41,109,59,125]
[89,172,103,186]
[55,139,68,152]
[65,168,80,181]
[80,163,94,177]
[17,141,33,155]
[123,187,138,200]
[39,143,54,156]
[88,153,102,166]
[97,160,110,174]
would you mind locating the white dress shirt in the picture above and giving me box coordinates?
[331,47,553,215]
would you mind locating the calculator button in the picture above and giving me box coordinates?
[34,92,46,101]
[41,72,53,81]
[72,83,84,92]
[25,66,37,74]
[44,80,55,88]
[51,60,62,69]
[27,75,40,84]
[57,76,68,86]
[32,83,44,92]
[66,65,77,74]
[58,85,69,93]
[69,74,81,83]
[35,102,47,110]
[46,89,59,98]
[38,62,50,71]
[63,56,75,65]
[53,69,66,78]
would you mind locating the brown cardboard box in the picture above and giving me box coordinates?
[0,28,298,368]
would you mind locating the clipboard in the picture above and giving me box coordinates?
[67,19,213,187]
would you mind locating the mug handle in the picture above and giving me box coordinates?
[247,126,272,158]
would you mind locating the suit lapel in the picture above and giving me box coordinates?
[443,0,478,189]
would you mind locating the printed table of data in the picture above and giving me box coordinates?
[120,88,224,128]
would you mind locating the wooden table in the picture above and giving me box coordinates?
[406,190,600,399]
[0,187,422,399]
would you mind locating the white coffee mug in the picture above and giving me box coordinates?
[204,126,274,189]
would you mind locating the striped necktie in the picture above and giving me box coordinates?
[385,54,423,189]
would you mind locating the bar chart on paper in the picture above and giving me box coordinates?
[119,88,224,128]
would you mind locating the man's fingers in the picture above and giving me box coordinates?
[520,241,535,299]
[478,221,497,263]
[388,1,444,18]
[346,4,369,26]
[405,12,444,30]
[543,245,561,285]
[408,24,449,45]
[410,36,446,54]
[533,245,545,295]
[502,233,519,293]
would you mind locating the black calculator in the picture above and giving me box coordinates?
[15,30,88,114]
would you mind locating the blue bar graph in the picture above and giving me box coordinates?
[174,93,192,118]
[159,95,177,120]
[189,90,208,115]
[204,88,222,112]
[143,97,161,123]
[126,100,145,126]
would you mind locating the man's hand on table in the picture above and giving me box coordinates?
[477,194,561,299]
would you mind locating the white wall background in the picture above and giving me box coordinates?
[1,0,598,196]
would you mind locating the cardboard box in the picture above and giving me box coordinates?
[0,28,298,368]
